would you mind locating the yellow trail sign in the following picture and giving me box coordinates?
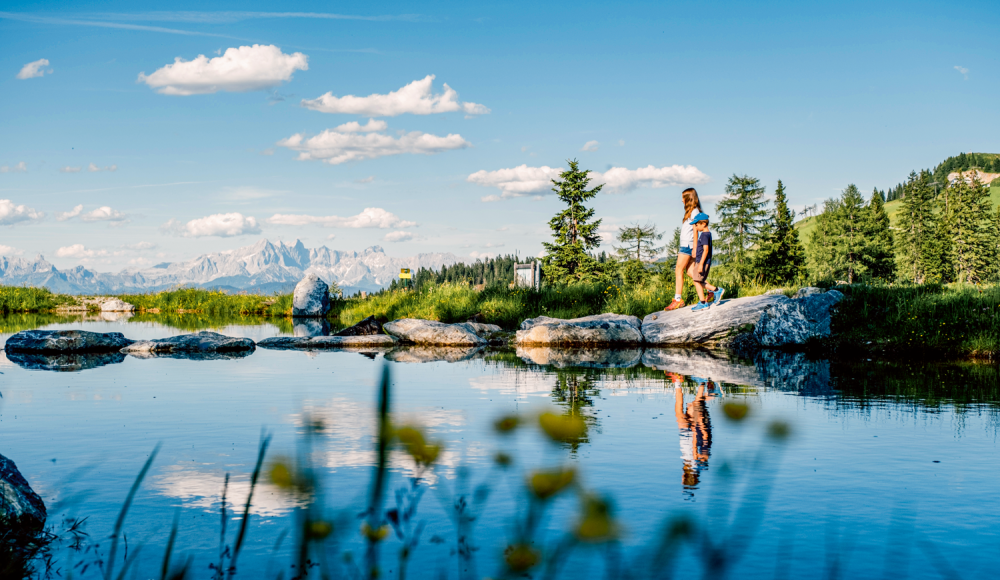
[400,268,412,279]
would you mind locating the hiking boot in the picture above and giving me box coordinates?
[692,301,711,312]
[713,287,726,307]
[665,299,685,311]
[706,291,715,303]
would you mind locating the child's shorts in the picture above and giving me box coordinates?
[689,262,711,283]
[678,246,693,256]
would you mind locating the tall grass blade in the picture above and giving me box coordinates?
[161,510,180,580]
[365,364,392,578]
[105,444,160,580]
[228,431,272,579]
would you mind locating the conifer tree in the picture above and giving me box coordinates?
[541,159,603,284]
[753,180,805,284]
[715,174,768,276]
[947,176,995,283]
[613,222,664,262]
[863,187,895,281]
[895,171,937,283]
[829,184,868,283]
[806,198,841,281]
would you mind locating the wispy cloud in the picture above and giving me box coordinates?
[0,162,27,173]
[278,121,469,165]
[384,231,414,242]
[84,11,426,24]
[60,166,81,173]
[302,75,489,117]
[954,65,969,80]
[581,140,599,152]
[16,58,50,79]
[0,11,242,39]
[267,207,415,229]
[87,163,118,172]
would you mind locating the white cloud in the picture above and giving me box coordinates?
[87,163,118,172]
[581,140,599,152]
[138,44,308,95]
[467,165,562,198]
[122,241,156,250]
[617,139,625,146]
[60,166,81,173]
[0,199,44,225]
[277,124,470,165]
[162,212,262,237]
[17,58,50,79]
[0,244,23,255]
[0,162,27,173]
[82,206,129,223]
[469,164,710,199]
[384,231,414,242]
[481,194,502,203]
[301,75,490,117]
[334,119,387,133]
[954,65,969,79]
[56,244,108,259]
[56,205,83,221]
[469,251,497,259]
[326,233,337,240]
[267,207,415,229]
[355,175,375,184]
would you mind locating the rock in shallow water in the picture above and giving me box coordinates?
[382,319,496,346]
[517,346,642,368]
[754,290,843,347]
[121,331,255,354]
[258,335,398,350]
[0,453,47,531]
[334,315,381,336]
[641,295,790,345]
[4,330,134,353]
[292,274,331,317]
[515,313,642,346]
[5,351,127,372]
[100,298,135,312]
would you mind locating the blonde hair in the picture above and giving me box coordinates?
[682,188,702,222]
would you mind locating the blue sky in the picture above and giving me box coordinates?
[2,0,997,271]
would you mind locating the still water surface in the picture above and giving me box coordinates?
[1,315,998,578]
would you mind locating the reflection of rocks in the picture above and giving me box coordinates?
[99,311,133,323]
[125,350,255,362]
[755,290,843,347]
[516,346,642,368]
[384,345,484,363]
[0,453,47,530]
[642,348,763,387]
[642,295,789,345]
[383,319,490,346]
[122,331,256,355]
[294,319,331,337]
[516,314,643,346]
[100,298,135,312]
[258,335,398,350]
[335,315,381,336]
[292,274,331,317]
[5,330,134,353]
[6,351,127,371]
[754,350,832,395]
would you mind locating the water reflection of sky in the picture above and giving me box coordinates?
[2,317,999,578]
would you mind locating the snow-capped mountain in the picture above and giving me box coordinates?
[0,239,463,295]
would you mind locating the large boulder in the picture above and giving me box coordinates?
[121,331,256,354]
[641,295,790,345]
[292,274,331,317]
[294,319,331,337]
[382,319,491,346]
[334,315,382,336]
[5,330,134,353]
[258,335,398,350]
[515,314,642,346]
[5,351,127,372]
[754,290,844,347]
[100,298,135,312]
[517,346,642,369]
[0,453,47,531]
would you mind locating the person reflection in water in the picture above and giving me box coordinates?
[668,373,716,500]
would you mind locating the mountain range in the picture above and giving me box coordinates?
[0,239,463,295]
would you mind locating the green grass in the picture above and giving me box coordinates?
[0,287,71,314]
[115,288,293,317]
[830,283,1000,360]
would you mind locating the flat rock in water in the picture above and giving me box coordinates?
[515,313,642,346]
[294,319,331,337]
[382,319,488,346]
[642,348,763,388]
[334,315,382,336]
[0,453,47,531]
[101,298,135,312]
[754,290,843,347]
[121,331,255,354]
[292,273,331,317]
[517,346,642,368]
[5,351,127,372]
[258,335,398,350]
[5,330,134,353]
[641,295,790,345]
[384,345,484,363]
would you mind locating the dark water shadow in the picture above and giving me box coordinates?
[5,351,127,372]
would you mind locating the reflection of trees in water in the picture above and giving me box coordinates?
[548,370,603,451]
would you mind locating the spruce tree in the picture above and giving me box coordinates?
[753,180,805,284]
[715,174,768,277]
[806,198,841,281]
[541,159,603,284]
[829,184,868,283]
[948,176,995,283]
[613,222,664,262]
[895,171,937,283]
[863,187,895,281]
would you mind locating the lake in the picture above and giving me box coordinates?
[1,314,998,579]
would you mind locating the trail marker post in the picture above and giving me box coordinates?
[514,261,541,291]
[400,268,412,289]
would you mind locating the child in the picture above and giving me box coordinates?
[686,213,724,312]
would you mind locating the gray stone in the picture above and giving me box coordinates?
[294,319,331,337]
[515,313,642,346]
[5,330,134,353]
[641,348,764,387]
[100,298,135,312]
[764,288,787,296]
[5,351,127,372]
[384,345,484,363]
[292,273,331,317]
[334,315,382,336]
[382,319,487,346]
[642,295,790,345]
[1,453,46,531]
[754,290,843,347]
[121,331,256,354]
[258,334,398,350]
[517,346,642,368]
[794,287,823,299]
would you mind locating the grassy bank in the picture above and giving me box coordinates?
[116,288,293,317]
[0,287,70,314]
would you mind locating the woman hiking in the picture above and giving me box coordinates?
[665,188,712,311]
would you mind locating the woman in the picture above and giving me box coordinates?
[665,188,707,311]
